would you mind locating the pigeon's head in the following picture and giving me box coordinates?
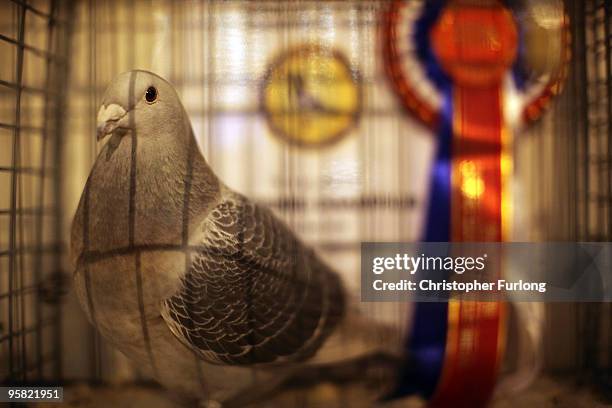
[96,70,187,142]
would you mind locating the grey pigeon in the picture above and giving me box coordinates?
[71,70,404,407]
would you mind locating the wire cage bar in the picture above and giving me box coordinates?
[523,0,612,398]
[576,0,612,395]
[0,0,72,385]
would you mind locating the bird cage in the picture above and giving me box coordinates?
[574,0,612,393]
[0,0,71,383]
[0,0,610,406]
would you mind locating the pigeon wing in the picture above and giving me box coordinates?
[161,192,345,365]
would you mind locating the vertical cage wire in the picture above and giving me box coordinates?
[554,0,612,396]
[0,0,72,384]
[535,0,611,396]
[578,0,612,394]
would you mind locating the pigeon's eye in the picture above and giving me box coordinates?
[145,86,158,103]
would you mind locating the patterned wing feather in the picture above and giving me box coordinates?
[161,193,345,365]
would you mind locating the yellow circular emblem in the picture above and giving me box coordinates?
[261,45,361,147]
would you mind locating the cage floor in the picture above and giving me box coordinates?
[27,377,609,408]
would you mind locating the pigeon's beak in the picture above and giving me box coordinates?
[96,103,128,141]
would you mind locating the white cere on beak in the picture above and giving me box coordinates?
[96,103,127,140]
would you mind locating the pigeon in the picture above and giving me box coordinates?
[71,70,405,407]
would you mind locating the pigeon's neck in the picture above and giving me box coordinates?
[72,130,220,256]
[133,133,220,245]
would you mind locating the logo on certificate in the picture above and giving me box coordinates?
[261,45,361,147]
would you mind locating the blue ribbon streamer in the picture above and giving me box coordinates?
[390,0,455,399]
[392,95,453,399]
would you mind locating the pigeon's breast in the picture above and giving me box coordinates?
[73,248,188,332]
[71,133,197,262]
[72,135,134,257]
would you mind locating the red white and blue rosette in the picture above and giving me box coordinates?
[381,1,570,406]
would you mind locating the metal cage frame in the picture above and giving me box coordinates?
[0,0,71,385]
